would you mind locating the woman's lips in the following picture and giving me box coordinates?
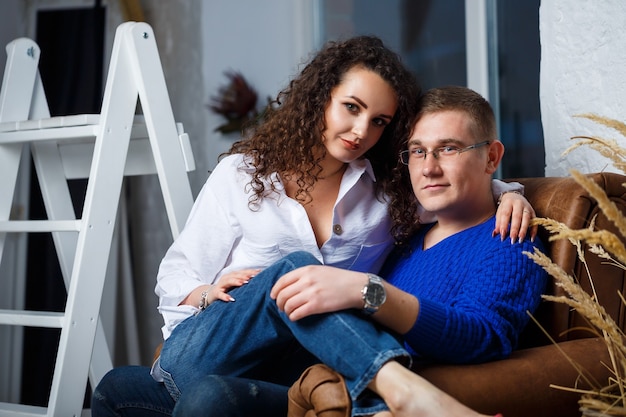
[341,139,360,150]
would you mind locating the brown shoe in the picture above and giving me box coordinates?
[287,364,351,417]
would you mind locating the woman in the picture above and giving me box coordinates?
[92,37,532,417]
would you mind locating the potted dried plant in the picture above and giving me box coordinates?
[526,114,626,416]
[208,71,274,135]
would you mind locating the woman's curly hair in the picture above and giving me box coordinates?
[224,35,420,207]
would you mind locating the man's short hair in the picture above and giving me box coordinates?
[413,86,497,142]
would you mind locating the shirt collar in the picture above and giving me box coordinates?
[347,158,377,182]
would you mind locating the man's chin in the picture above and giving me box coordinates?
[415,196,446,214]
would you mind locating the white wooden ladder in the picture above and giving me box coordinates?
[0,21,195,417]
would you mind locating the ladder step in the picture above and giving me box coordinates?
[0,114,153,145]
[59,131,195,179]
[0,114,100,132]
[0,402,47,417]
[0,309,64,328]
[0,123,99,144]
[0,220,81,233]
[0,113,145,133]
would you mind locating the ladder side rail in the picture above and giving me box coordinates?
[30,140,115,392]
[46,22,139,417]
[0,38,42,121]
[0,41,52,287]
[0,39,43,255]
[0,38,43,411]
[88,218,120,390]
[30,142,78,279]
[0,157,29,404]
[28,71,53,121]
[126,23,194,239]
[29,63,77,278]
[28,52,118,409]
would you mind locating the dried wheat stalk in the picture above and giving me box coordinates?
[527,115,626,413]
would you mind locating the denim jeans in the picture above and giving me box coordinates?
[158,251,410,415]
[173,375,288,417]
[91,365,174,417]
[91,366,288,417]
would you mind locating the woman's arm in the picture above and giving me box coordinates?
[155,159,245,337]
[155,182,236,307]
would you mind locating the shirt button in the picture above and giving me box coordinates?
[333,224,343,235]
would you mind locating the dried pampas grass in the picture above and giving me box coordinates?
[527,115,626,415]
[565,114,626,175]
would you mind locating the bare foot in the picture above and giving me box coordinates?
[369,361,493,417]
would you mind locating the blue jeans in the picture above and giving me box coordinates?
[173,375,288,417]
[91,365,288,416]
[91,366,174,417]
[158,251,410,415]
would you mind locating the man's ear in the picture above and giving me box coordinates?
[486,140,505,174]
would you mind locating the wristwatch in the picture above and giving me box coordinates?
[361,273,386,315]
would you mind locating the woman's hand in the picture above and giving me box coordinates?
[209,268,261,303]
[180,268,260,307]
[270,265,365,321]
[494,191,538,243]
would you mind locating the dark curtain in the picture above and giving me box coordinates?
[21,4,105,407]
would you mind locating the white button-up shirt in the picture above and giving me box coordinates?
[155,154,394,338]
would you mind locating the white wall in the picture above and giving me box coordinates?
[197,1,317,193]
[540,0,626,176]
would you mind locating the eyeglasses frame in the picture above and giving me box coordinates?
[399,140,492,166]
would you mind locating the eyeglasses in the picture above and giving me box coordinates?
[399,141,491,165]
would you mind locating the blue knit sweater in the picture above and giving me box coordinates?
[381,216,547,364]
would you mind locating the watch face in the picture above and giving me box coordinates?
[366,283,386,305]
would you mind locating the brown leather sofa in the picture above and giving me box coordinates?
[289,173,626,417]
[415,173,626,417]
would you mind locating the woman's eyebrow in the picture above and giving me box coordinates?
[348,95,368,108]
[346,95,394,120]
